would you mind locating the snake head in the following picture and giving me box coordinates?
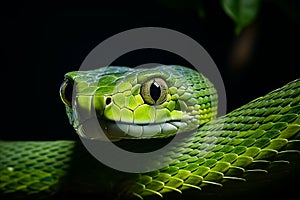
[60,65,218,141]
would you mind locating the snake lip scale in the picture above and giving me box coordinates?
[101,120,190,139]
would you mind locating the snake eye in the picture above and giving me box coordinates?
[59,79,73,107]
[141,78,168,105]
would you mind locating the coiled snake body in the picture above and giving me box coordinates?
[0,65,299,199]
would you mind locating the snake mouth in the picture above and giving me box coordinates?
[100,120,189,140]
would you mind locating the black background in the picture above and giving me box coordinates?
[2,1,300,140]
[1,1,300,199]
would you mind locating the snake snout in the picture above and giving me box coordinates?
[59,78,74,107]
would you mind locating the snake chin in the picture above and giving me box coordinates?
[73,113,198,141]
[72,116,188,141]
[101,120,190,140]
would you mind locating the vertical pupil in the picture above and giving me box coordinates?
[150,81,161,102]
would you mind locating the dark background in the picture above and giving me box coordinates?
[2,1,299,140]
[1,1,300,199]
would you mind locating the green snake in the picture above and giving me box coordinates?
[0,65,299,199]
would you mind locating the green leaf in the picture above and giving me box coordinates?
[221,0,261,34]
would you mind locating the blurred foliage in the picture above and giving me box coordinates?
[221,0,260,34]
[160,0,300,34]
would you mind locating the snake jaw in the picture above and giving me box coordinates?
[103,121,180,139]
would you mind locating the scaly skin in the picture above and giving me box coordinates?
[64,66,218,141]
[0,66,299,200]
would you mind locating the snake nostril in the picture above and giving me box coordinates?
[106,97,112,105]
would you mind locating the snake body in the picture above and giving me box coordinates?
[0,65,300,199]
